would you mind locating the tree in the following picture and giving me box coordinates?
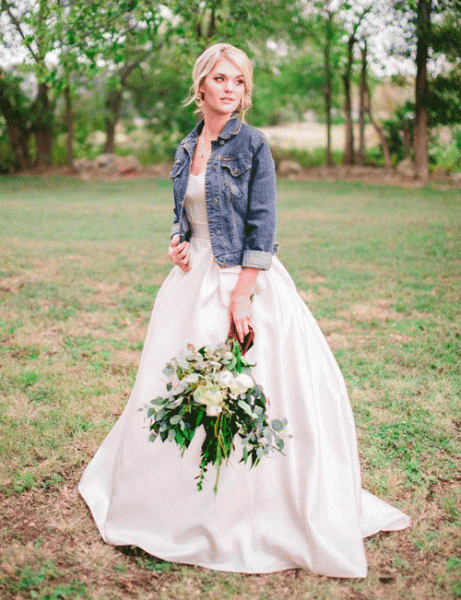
[0,71,33,170]
[289,1,344,167]
[0,0,55,167]
[413,0,431,179]
[392,0,461,179]
[340,1,372,165]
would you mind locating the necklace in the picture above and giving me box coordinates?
[198,134,209,159]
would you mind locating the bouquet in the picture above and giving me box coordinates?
[145,337,287,494]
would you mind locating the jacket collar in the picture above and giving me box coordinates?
[181,115,242,151]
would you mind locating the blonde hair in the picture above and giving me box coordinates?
[185,43,253,119]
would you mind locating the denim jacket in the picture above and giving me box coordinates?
[170,116,277,270]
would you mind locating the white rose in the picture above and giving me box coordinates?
[217,369,234,387]
[193,383,226,416]
[205,404,222,417]
[235,373,254,392]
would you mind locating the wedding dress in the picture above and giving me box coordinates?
[78,171,409,577]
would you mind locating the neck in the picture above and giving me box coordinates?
[201,109,234,140]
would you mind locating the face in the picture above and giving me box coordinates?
[199,57,246,117]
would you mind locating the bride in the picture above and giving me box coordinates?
[78,43,409,578]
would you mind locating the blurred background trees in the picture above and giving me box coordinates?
[0,0,461,179]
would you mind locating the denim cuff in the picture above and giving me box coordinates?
[242,249,273,270]
[170,223,180,238]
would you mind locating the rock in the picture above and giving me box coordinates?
[116,155,142,175]
[396,157,415,178]
[94,153,117,172]
[277,159,303,178]
[72,158,93,172]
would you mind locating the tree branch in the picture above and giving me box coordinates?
[2,1,39,62]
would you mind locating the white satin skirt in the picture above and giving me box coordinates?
[78,237,409,577]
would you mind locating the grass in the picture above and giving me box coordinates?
[0,175,460,599]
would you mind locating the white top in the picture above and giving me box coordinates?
[184,172,210,241]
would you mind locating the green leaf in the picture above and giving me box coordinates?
[163,364,174,377]
[271,419,285,432]
[148,432,157,442]
[256,447,265,459]
[170,415,181,425]
[276,438,285,452]
[151,396,165,405]
[195,409,204,427]
[238,400,254,416]
[166,382,173,392]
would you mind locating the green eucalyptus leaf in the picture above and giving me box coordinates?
[238,400,253,416]
[151,396,165,405]
[271,419,285,432]
[163,364,174,377]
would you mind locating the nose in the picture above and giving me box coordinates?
[225,79,235,92]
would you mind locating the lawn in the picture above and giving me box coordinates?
[0,175,460,600]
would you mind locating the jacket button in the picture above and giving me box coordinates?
[217,230,221,235]
[220,140,224,145]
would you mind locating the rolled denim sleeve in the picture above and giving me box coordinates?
[242,138,277,270]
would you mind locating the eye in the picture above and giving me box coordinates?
[214,76,224,82]
[236,79,245,86]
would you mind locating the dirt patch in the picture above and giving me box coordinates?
[340,301,400,323]
[9,163,461,189]
[291,165,461,189]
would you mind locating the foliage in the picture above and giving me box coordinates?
[270,144,344,167]
[429,126,461,172]
[428,73,461,125]
[146,338,287,493]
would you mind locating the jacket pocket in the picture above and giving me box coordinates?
[221,155,252,199]
[217,265,242,308]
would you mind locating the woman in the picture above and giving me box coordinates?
[79,43,409,578]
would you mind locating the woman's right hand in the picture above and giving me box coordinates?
[168,234,191,272]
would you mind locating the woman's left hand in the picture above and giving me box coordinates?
[229,293,252,343]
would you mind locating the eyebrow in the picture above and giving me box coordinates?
[214,71,244,78]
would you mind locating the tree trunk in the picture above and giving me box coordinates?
[103,63,139,154]
[0,93,32,170]
[63,83,75,167]
[324,8,333,167]
[343,33,355,165]
[103,88,123,154]
[357,43,367,166]
[363,56,392,171]
[31,83,53,168]
[6,121,33,171]
[413,0,431,180]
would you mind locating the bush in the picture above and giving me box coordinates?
[429,126,461,173]
[270,146,343,168]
